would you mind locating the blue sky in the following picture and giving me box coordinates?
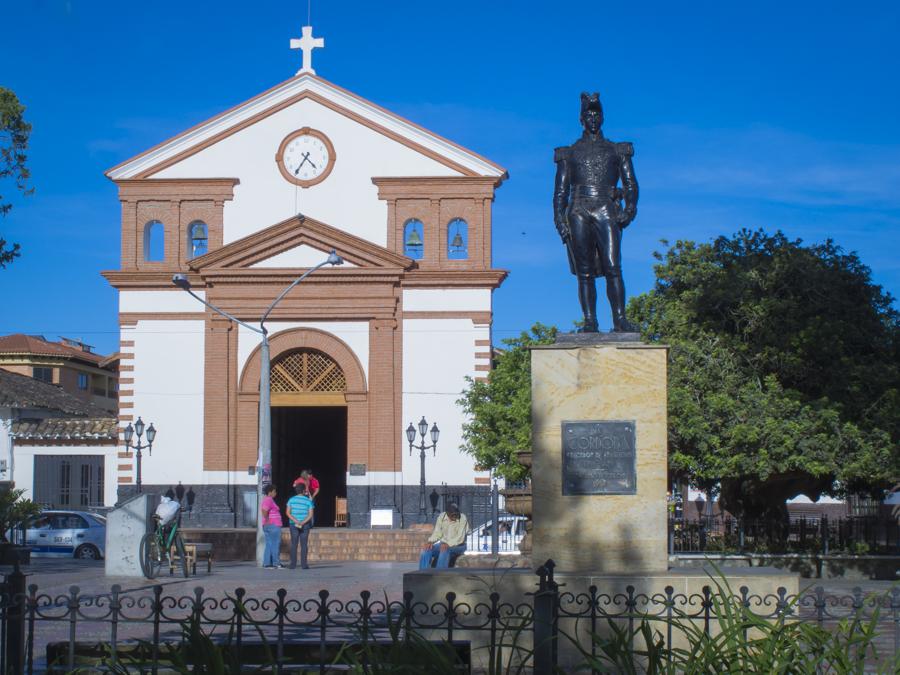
[2,0,898,354]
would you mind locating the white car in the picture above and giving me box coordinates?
[25,510,107,560]
[467,515,527,555]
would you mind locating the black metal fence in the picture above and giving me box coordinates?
[2,561,898,673]
[670,515,900,554]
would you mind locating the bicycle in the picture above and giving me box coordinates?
[140,512,189,579]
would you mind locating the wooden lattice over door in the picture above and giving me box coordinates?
[270,349,347,406]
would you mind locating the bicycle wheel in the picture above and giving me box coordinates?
[140,532,163,579]
[174,533,190,578]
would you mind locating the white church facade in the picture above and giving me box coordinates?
[102,35,507,528]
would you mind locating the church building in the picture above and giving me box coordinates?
[102,29,507,528]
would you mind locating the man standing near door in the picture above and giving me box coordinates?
[287,483,315,569]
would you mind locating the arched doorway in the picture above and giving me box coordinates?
[270,349,347,527]
[238,328,368,528]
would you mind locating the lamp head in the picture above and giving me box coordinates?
[418,416,428,439]
[172,273,191,290]
[134,416,145,439]
[146,423,156,446]
[327,249,344,266]
[123,423,134,446]
[430,422,440,446]
[406,422,416,446]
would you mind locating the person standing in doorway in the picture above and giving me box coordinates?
[287,482,315,569]
[419,502,468,569]
[260,484,284,569]
[296,469,319,525]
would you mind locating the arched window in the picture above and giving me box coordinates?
[188,221,208,259]
[447,218,468,260]
[143,220,165,261]
[403,219,424,260]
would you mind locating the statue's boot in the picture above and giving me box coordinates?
[577,276,599,332]
[607,274,639,333]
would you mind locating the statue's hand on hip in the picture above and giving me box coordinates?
[619,207,637,228]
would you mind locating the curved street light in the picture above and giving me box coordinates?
[173,249,343,565]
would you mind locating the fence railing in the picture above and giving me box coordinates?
[2,560,898,673]
[669,515,900,555]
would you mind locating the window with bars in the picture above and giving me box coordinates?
[270,350,347,393]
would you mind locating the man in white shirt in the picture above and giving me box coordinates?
[419,502,469,569]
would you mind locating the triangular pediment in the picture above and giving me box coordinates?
[189,215,413,271]
[106,73,506,181]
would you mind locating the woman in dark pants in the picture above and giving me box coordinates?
[286,482,315,569]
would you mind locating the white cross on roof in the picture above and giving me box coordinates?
[290,26,324,75]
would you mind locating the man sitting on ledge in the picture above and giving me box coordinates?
[419,503,469,569]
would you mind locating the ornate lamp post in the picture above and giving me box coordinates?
[123,417,156,494]
[406,416,439,524]
[173,249,343,566]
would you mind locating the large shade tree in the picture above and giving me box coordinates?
[0,86,32,267]
[630,229,899,519]
[457,324,557,481]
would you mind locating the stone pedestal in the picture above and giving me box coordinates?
[105,493,154,577]
[531,339,668,573]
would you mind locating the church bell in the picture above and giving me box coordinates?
[405,226,423,252]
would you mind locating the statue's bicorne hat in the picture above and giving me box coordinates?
[580,92,603,115]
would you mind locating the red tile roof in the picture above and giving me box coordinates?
[0,334,109,366]
[11,417,117,441]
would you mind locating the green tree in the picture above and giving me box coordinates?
[457,323,557,480]
[630,229,900,519]
[0,86,33,267]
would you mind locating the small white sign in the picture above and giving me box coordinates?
[370,509,393,528]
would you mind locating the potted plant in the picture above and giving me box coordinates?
[0,485,41,566]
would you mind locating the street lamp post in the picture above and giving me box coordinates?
[406,416,439,524]
[123,416,156,493]
[173,249,343,565]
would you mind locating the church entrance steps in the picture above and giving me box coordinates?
[181,527,426,562]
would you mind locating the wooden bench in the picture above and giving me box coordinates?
[168,542,214,576]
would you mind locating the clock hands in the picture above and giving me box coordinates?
[294,152,318,175]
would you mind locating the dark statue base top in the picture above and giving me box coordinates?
[555,331,642,345]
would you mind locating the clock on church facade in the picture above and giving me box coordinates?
[276,127,336,187]
[101,62,507,530]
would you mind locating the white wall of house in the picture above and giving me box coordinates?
[13,443,118,506]
[122,319,205,487]
[154,96,459,247]
[0,406,11,483]
[402,317,491,486]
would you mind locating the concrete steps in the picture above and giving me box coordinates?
[182,527,427,562]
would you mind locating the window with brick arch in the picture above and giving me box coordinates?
[188,221,208,259]
[143,220,165,261]
[447,218,469,260]
[270,349,347,394]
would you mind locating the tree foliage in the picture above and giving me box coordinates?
[630,229,900,517]
[457,324,557,480]
[0,86,33,267]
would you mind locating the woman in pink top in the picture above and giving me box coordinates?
[260,484,284,568]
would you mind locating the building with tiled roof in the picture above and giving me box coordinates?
[0,368,117,508]
[0,334,119,412]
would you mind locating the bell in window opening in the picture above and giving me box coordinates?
[188,221,209,258]
[403,219,424,259]
[447,218,468,260]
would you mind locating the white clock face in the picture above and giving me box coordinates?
[283,134,331,181]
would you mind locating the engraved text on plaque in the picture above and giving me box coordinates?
[561,421,636,495]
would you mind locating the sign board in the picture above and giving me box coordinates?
[349,463,367,476]
[561,421,636,495]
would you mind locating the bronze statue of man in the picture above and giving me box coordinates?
[553,92,639,332]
